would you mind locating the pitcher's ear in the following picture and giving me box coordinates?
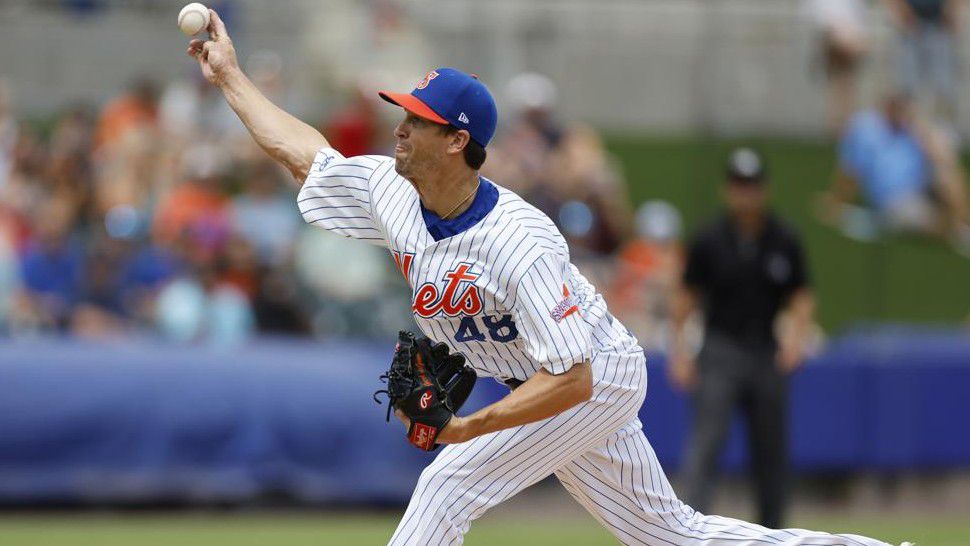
[449,129,471,154]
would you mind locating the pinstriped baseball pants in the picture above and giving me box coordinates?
[388,348,893,546]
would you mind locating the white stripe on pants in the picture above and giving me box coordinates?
[388,349,893,546]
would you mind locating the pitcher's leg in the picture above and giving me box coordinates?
[557,420,697,545]
[389,353,646,546]
[557,421,895,546]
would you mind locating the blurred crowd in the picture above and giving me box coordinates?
[805,0,970,253]
[2,0,968,348]
[0,59,416,345]
[0,64,686,348]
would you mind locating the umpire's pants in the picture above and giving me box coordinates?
[679,333,789,528]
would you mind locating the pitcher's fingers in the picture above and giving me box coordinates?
[187,39,204,57]
[207,9,228,41]
[197,43,210,64]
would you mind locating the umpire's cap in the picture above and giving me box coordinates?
[379,68,498,148]
[725,147,767,184]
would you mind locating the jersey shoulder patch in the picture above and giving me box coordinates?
[549,283,580,322]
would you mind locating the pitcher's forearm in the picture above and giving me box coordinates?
[219,69,329,182]
[463,363,592,438]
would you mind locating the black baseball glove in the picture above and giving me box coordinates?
[374,331,477,451]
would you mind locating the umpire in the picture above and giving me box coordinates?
[670,148,815,528]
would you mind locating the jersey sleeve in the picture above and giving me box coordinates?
[297,147,389,247]
[510,253,593,375]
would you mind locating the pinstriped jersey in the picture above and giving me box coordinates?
[298,147,640,382]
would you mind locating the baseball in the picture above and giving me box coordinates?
[177,3,210,36]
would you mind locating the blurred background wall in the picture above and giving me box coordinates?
[0,0,954,135]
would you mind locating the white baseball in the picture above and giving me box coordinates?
[178,3,210,37]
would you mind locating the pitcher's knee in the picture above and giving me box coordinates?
[414,460,462,498]
[404,466,470,535]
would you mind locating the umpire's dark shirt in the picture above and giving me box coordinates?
[683,213,809,352]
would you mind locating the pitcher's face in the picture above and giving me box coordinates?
[393,112,450,184]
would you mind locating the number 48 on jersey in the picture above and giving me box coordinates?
[455,314,518,343]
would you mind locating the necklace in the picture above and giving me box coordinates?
[441,180,480,219]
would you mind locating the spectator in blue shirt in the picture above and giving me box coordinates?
[17,196,85,331]
[819,94,969,251]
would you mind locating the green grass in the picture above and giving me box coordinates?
[0,512,966,545]
[604,135,970,332]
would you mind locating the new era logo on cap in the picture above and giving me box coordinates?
[378,67,498,147]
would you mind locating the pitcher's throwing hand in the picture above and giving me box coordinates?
[186,9,238,87]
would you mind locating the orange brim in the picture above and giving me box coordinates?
[378,91,449,125]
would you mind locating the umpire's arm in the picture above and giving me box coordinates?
[434,362,593,444]
[187,9,330,183]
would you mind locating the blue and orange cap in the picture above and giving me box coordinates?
[379,67,498,148]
